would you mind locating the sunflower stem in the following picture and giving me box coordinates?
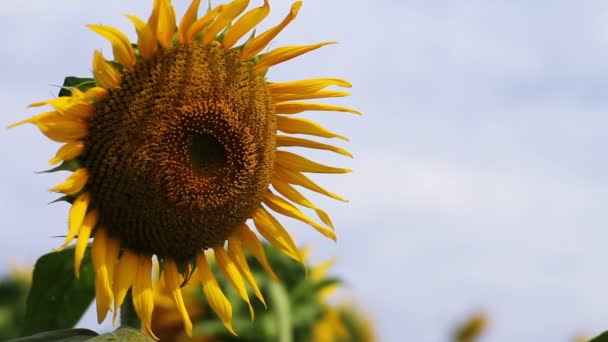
[269,281,292,342]
[120,289,141,329]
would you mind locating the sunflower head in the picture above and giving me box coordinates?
[12,0,357,337]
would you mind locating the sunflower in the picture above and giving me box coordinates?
[11,0,356,338]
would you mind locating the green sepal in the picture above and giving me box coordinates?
[58,77,96,97]
[48,195,75,205]
[36,159,81,174]
[7,328,98,342]
[21,246,95,336]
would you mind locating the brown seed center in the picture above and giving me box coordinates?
[83,43,276,260]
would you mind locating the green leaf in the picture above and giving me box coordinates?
[22,247,95,335]
[58,77,96,97]
[7,328,98,342]
[591,331,608,342]
[87,328,156,342]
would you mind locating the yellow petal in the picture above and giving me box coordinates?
[222,0,269,49]
[74,209,99,278]
[272,90,351,102]
[156,0,176,48]
[15,111,88,143]
[268,78,351,95]
[105,234,121,287]
[125,15,157,60]
[213,246,254,320]
[30,96,94,120]
[50,168,89,195]
[276,116,348,141]
[56,192,91,251]
[277,135,352,158]
[227,236,266,307]
[252,208,301,262]
[132,254,157,339]
[177,0,201,45]
[262,192,336,241]
[255,42,335,73]
[274,102,360,115]
[92,50,122,89]
[163,259,193,337]
[49,141,85,165]
[196,251,237,335]
[202,0,249,44]
[84,87,109,101]
[91,226,113,323]
[8,111,55,129]
[185,5,225,44]
[272,177,334,229]
[236,224,278,282]
[241,1,302,59]
[147,0,161,34]
[276,151,351,174]
[112,249,138,325]
[274,167,347,202]
[87,25,136,68]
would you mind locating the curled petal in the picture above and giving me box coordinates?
[222,0,269,49]
[177,0,201,45]
[91,226,113,323]
[49,141,85,165]
[84,87,109,101]
[112,249,139,325]
[185,5,224,44]
[271,90,351,102]
[92,50,121,89]
[163,259,193,336]
[156,0,176,48]
[276,151,351,174]
[87,25,136,68]
[252,208,301,263]
[268,78,351,95]
[241,1,302,59]
[56,192,91,251]
[228,236,266,306]
[255,42,335,73]
[236,224,278,281]
[277,135,352,158]
[272,177,334,229]
[263,192,336,241]
[274,167,347,202]
[274,102,360,115]
[196,251,237,335]
[201,0,249,44]
[132,255,157,339]
[74,210,99,278]
[277,116,348,141]
[125,15,157,60]
[213,246,254,320]
[50,168,89,195]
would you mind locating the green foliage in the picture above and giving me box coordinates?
[57,77,96,97]
[0,273,30,340]
[7,328,98,342]
[8,328,155,342]
[22,247,95,336]
[87,328,155,341]
[591,331,608,341]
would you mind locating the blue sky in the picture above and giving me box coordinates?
[2,1,608,341]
